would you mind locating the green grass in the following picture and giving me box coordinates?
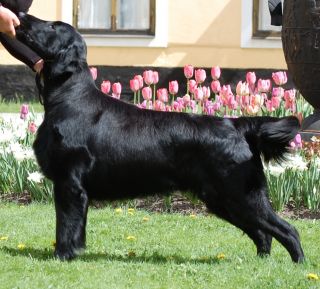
[0,203,319,289]
[0,101,43,113]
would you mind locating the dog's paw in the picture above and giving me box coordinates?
[54,248,78,261]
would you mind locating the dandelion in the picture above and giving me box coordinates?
[115,208,123,214]
[307,273,319,280]
[17,243,26,250]
[126,235,136,241]
[216,253,226,260]
[128,208,135,215]
[142,216,149,222]
[0,236,8,241]
[189,214,197,219]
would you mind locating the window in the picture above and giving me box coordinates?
[61,0,167,47]
[252,0,281,38]
[241,0,282,48]
[73,0,155,36]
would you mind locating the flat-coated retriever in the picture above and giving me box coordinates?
[16,14,304,263]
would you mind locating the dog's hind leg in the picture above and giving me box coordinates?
[53,174,89,260]
[227,193,304,263]
[205,202,272,256]
[258,198,305,263]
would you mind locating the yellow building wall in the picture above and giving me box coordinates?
[0,0,287,69]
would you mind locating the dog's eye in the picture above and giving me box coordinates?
[49,24,56,30]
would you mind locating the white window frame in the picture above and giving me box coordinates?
[61,0,168,47]
[241,0,282,49]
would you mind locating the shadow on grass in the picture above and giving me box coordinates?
[1,246,225,265]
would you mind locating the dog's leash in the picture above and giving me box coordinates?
[35,71,44,105]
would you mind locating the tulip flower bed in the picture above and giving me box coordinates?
[0,66,319,213]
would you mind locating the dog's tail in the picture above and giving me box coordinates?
[232,116,300,162]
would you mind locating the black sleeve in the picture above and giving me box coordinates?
[0,0,33,14]
[268,0,282,26]
[0,33,41,70]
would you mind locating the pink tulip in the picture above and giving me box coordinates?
[153,71,159,84]
[143,70,154,86]
[166,105,172,112]
[251,94,264,107]
[90,67,97,80]
[101,80,111,94]
[157,88,169,102]
[20,104,29,120]
[290,134,302,149]
[246,72,256,86]
[130,79,140,92]
[257,79,271,93]
[134,75,144,89]
[204,100,215,115]
[211,66,221,80]
[154,100,166,111]
[220,85,233,105]
[142,86,152,100]
[184,65,194,79]
[183,94,191,105]
[28,122,37,134]
[272,87,284,98]
[284,89,296,112]
[236,81,249,96]
[195,69,206,84]
[172,101,183,112]
[112,82,122,96]
[227,95,238,110]
[271,96,281,109]
[202,86,211,99]
[140,99,153,110]
[190,100,197,113]
[169,80,179,95]
[246,104,259,115]
[265,100,274,112]
[188,79,197,94]
[194,87,204,101]
[272,71,288,86]
[210,80,221,94]
[284,89,296,102]
[237,94,250,108]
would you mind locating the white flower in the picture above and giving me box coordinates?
[0,129,14,143]
[266,163,286,176]
[27,171,44,183]
[264,153,308,176]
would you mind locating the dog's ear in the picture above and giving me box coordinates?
[48,41,87,78]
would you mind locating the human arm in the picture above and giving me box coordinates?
[0,4,20,37]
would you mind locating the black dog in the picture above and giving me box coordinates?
[16,14,304,263]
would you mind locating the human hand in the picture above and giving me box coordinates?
[0,5,20,37]
[33,59,44,73]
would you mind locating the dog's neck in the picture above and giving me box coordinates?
[38,60,95,109]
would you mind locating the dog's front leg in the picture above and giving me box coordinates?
[53,175,88,261]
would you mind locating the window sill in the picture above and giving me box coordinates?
[82,33,167,47]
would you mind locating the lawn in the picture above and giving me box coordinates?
[0,203,319,289]
[0,101,43,113]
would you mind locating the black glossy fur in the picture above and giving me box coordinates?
[16,14,304,262]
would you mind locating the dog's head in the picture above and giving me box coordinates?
[16,14,87,77]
